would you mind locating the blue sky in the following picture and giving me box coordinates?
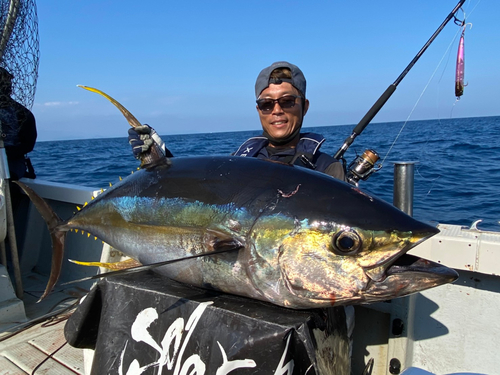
[32,0,496,141]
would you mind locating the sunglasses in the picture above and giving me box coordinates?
[256,95,302,114]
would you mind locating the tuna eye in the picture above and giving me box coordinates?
[332,230,361,255]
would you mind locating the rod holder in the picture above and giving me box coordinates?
[392,162,418,216]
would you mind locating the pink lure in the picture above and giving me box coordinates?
[455,30,465,98]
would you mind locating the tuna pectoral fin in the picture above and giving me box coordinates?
[69,258,142,270]
[205,228,245,252]
[63,240,244,286]
[13,181,66,302]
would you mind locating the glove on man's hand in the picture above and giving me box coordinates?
[128,124,172,159]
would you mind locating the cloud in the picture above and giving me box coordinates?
[38,101,79,107]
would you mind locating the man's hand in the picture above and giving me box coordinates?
[128,124,172,159]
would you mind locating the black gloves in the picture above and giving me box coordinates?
[128,125,173,159]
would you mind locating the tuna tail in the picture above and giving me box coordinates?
[14,181,67,302]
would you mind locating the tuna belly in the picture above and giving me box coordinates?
[94,223,260,299]
[139,244,262,301]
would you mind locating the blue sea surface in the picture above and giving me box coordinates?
[30,116,500,231]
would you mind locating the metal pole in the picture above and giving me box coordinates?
[0,0,25,299]
[0,241,6,266]
[0,136,23,298]
[0,0,21,61]
[0,178,6,266]
[4,180,22,298]
[393,162,417,216]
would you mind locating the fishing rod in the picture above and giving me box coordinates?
[336,0,466,185]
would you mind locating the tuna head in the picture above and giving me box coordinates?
[228,159,458,308]
[257,220,455,308]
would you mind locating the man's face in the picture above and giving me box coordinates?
[256,82,309,144]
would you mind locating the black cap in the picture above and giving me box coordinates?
[255,61,306,99]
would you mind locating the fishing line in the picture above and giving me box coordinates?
[465,0,481,18]
[417,172,440,196]
[379,0,479,169]
[376,9,473,204]
[379,30,459,168]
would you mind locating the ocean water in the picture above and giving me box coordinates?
[30,116,500,231]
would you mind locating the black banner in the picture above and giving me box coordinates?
[65,271,350,374]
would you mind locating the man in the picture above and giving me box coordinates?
[129,61,345,180]
[0,67,37,180]
[233,61,344,179]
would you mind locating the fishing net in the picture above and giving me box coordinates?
[0,0,39,109]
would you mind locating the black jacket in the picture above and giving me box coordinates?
[233,132,345,181]
[0,97,37,179]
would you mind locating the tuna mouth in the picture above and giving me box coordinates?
[363,225,440,282]
[363,254,458,302]
[386,254,458,281]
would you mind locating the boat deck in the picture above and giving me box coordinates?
[0,271,89,375]
[0,316,84,374]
